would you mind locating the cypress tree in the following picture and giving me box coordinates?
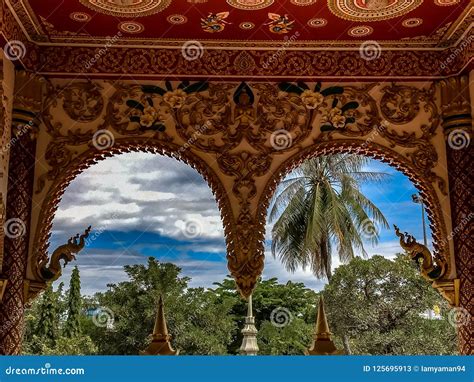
[64,266,82,337]
[35,284,58,345]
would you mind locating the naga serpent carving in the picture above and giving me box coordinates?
[394,225,446,281]
[39,226,92,281]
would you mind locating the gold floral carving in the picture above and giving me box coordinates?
[79,0,172,17]
[33,80,450,297]
[61,82,104,123]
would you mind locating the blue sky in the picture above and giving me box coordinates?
[50,153,431,295]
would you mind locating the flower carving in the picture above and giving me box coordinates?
[163,89,187,109]
[300,89,324,109]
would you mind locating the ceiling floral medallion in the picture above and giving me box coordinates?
[402,17,422,27]
[239,21,255,30]
[348,25,373,37]
[70,12,91,22]
[79,0,172,18]
[328,0,423,22]
[308,18,328,27]
[291,0,317,5]
[118,21,145,34]
[167,14,188,24]
[227,0,274,10]
[434,0,460,5]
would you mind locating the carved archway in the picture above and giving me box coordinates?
[24,80,456,302]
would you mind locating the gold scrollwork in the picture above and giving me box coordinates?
[61,82,104,123]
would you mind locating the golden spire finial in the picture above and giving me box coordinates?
[315,295,331,340]
[140,295,179,355]
[306,296,344,355]
[153,295,169,338]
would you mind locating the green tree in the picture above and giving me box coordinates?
[86,257,237,355]
[212,277,318,354]
[34,284,59,345]
[64,266,82,337]
[270,154,388,280]
[323,255,457,355]
[258,318,314,355]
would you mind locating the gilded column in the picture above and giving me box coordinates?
[0,71,42,355]
[439,74,473,355]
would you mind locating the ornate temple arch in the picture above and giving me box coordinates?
[0,0,471,357]
[20,79,456,302]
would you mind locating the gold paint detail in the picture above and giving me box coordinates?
[328,0,423,22]
[227,0,274,10]
[79,0,172,18]
[118,21,145,34]
[62,82,104,123]
[347,25,373,37]
[432,279,460,307]
[439,76,472,131]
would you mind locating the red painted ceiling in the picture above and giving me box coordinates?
[28,0,469,43]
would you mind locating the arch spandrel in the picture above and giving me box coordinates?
[28,79,455,298]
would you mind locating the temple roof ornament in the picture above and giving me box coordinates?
[141,296,179,355]
[39,226,91,281]
[239,295,259,355]
[306,296,344,355]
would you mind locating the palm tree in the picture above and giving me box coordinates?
[269,154,389,281]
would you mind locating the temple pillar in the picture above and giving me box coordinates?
[0,71,42,355]
[439,74,473,355]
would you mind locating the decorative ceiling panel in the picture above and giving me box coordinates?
[1,1,472,79]
[12,0,471,46]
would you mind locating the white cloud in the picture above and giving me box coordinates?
[51,152,224,244]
